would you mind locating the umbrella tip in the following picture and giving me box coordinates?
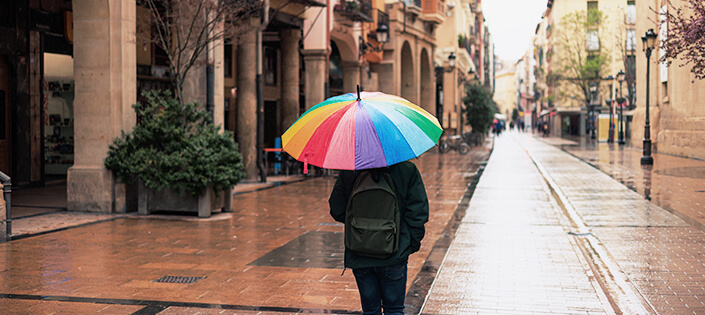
[357,85,361,101]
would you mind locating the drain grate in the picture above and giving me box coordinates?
[153,276,205,284]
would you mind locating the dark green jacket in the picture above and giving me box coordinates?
[328,161,429,269]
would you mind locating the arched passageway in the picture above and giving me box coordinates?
[400,41,415,102]
[419,48,433,115]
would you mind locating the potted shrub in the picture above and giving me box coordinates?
[105,91,245,217]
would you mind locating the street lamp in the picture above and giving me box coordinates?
[359,24,390,57]
[434,52,457,74]
[435,52,457,130]
[617,70,626,145]
[376,24,389,44]
[589,82,598,139]
[640,29,657,165]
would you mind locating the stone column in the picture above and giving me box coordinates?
[280,28,301,134]
[342,61,361,94]
[302,49,327,110]
[68,0,136,212]
[237,19,258,180]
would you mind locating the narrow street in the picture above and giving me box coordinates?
[3,132,705,314]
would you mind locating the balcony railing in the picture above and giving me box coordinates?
[335,0,374,22]
[403,0,421,9]
[422,0,444,16]
[377,9,389,28]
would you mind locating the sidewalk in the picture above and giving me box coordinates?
[8,175,307,237]
[0,143,492,314]
[423,132,705,314]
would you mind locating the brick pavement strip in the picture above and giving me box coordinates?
[524,134,705,315]
[0,147,489,314]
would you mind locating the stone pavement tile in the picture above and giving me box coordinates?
[0,147,491,313]
[10,212,123,236]
[422,135,607,314]
[560,142,705,229]
[525,135,705,314]
[0,298,143,314]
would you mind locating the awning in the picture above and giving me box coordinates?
[290,0,326,7]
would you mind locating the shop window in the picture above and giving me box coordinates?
[224,40,233,78]
[153,44,170,66]
[264,47,277,86]
[43,53,75,176]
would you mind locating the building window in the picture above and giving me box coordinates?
[626,1,636,25]
[626,29,636,51]
[264,46,277,86]
[586,29,600,51]
[224,40,233,78]
[587,1,598,12]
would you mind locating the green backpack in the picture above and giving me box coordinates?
[345,169,400,259]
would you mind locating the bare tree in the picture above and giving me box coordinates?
[615,26,637,108]
[138,0,261,104]
[658,0,705,80]
[551,10,611,106]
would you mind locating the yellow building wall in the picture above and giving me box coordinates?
[635,0,705,159]
[494,71,516,119]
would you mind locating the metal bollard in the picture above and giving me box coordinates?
[0,171,11,237]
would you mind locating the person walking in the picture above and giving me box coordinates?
[329,161,429,315]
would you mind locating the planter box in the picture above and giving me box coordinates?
[137,182,233,218]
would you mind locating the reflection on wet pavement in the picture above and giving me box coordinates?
[423,134,607,314]
[533,135,705,314]
[559,140,705,231]
[0,143,492,314]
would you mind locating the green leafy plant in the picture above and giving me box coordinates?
[105,91,245,197]
[462,84,497,134]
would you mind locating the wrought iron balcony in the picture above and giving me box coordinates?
[334,0,374,22]
[421,0,445,24]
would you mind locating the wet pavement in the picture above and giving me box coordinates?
[4,131,705,314]
[423,132,705,314]
[0,144,490,314]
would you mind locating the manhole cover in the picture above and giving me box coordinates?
[154,276,205,284]
[654,167,705,179]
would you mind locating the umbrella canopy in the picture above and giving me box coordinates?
[282,90,443,171]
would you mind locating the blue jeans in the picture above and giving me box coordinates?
[352,261,407,315]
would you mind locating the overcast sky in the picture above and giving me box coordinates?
[482,0,548,63]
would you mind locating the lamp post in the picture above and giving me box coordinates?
[589,82,598,139]
[376,24,389,44]
[434,52,457,136]
[607,99,614,143]
[617,70,626,145]
[640,29,657,165]
[359,23,390,58]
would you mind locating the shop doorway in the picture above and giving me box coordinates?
[43,53,75,181]
[0,57,11,175]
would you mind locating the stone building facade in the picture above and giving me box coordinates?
[635,0,705,160]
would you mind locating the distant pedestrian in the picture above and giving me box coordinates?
[329,161,429,314]
[542,121,549,137]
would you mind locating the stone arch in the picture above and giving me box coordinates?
[330,34,356,63]
[400,41,415,102]
[419,48,433,115]
[330,33,360,94]
[329,40,344,96]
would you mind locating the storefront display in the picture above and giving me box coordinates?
[43,53,75,177]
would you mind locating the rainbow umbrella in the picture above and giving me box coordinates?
[281,88,442,171]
